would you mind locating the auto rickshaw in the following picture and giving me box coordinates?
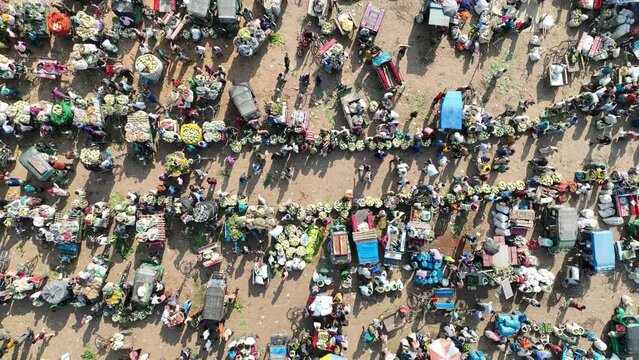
[111,0,144,25]
[610,308,639,357]
[131,262,164,306]
[230,83,260,121]
[19,147,68,185]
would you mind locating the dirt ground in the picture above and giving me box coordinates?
[1,0,638,359]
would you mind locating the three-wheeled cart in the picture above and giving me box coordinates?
[124,111,155,163]
[308,0,328,18]
[136,214,167,258]
[269,333,289,359]
[203,272,229,322]
[328,223,351,265]
[358,2,385,43]
[52,212,84,264]
[338,87,370,130]
[372,52,403,92]
[335,8,356,37]
[384,224,406,267]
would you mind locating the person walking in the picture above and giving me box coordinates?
[195,45,206,59]
[138,41,151,54]
[15,328,34,346]
[590,135,613,145]
[284,52,290,73]
[315,73,322,86]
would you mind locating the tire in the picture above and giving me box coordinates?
[415,13,425,24]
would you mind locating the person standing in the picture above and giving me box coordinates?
[212,46,223,59]
[430,89,447,110]
[284,52,290,73]
[397,44,410,59]
[494,68,508,79]
[315,73,322,86]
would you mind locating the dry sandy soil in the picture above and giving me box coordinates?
[0,0,638,359]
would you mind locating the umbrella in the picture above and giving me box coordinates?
[320,355,348,360]
[441,0,460,17]
[41,280,70,304]
[428,338,461,360]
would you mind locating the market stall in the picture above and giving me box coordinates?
[0,55,22,79]
[39,280,71,309]
[125,111,155,162]
[164,151,191,177]
[135,54,164,85]
[439,91,463,131]
[228,335,260,360]
[258,0,283,18]
[49,212,83,264]
[234,20,271,57]
[203,272,229,322]
[319,39,345,73]
[191,73,224,101]
[135,214,167,255]
[73,11,102,41]
[71,256,112,307]
[338,87,369,130]
[70,44,107,71]
[171,81,194,110]
[15,0,50,39]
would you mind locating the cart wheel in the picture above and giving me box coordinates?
[180,260,194,275]
[415,13,425,24]
[94,335,109,351]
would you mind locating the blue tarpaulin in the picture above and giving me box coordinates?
[372,52,392,68]
[591,230,616,272]
[439,91,463,131]
[356,240,379,265]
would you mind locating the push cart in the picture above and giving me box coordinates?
[338,87,370,130]
[358,2,385,43]
[372,52,403,91]
[334,8,355,37]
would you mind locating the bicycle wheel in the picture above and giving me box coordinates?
[180,260,194,275]
[287,306,306,322]
[407,291,426,310]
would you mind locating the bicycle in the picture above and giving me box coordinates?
[0,249,10,272]
[287,306,308,323]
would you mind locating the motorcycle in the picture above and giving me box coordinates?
[296,30,316,57]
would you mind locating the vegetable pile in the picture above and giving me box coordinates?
[163,151,191,177]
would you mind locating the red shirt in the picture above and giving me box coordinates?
[433,91,446,103]
[105,64,117,75]
[626,93,637,103]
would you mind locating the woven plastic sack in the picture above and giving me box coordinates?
[47,12,71,36]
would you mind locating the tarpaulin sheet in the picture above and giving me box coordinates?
[355,239,379,265]
[591,230,615,272]
[439,91,463,130]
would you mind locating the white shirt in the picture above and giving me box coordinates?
[139,44,150,54]
[195,46,206,54]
